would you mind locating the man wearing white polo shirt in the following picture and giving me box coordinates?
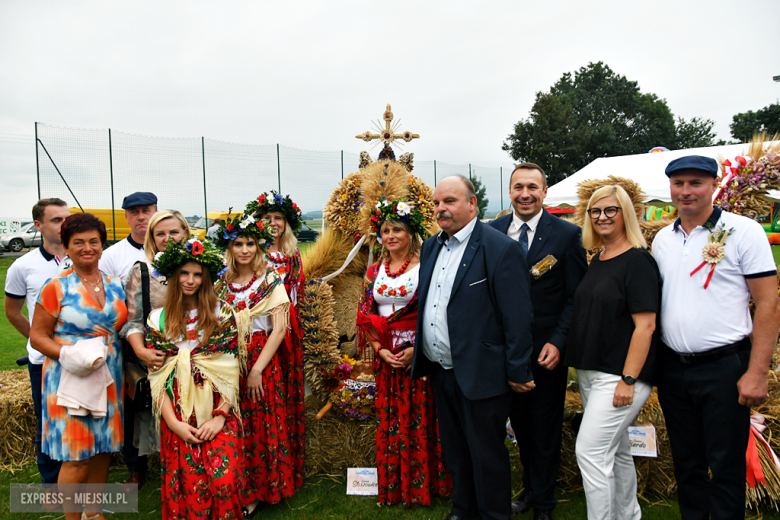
[4,198,71,486]
[99,191,157,487]
[652,155,780,520]
[100,191,157,283]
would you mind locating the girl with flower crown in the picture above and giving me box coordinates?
[356,199,451,508]
[212,209,294,518]
[144,238,242,520]
[246,191,306,494]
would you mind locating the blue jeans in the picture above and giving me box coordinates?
[28,363,61,484]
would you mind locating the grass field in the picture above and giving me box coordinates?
[0,258,29,371]
[1,254,780,518]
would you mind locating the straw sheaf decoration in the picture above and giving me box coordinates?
[358,161,438,245]
[324,171,364,238]
[716,133,780,220]
[300,279,341,403]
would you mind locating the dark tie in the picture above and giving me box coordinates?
[518,223,529,256]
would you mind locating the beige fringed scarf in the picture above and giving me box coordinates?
[231,273,291,368]
[146,309,240,428]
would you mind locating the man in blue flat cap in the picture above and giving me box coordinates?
[99,191,157,489]
[652,155,780,520]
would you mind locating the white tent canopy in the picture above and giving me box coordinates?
[545,142,780,207]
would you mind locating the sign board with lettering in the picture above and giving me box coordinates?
[628,424,658,458]
[346,467,378,496]
[0,220,21,235]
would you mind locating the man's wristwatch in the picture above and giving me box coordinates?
[621,374,637,385]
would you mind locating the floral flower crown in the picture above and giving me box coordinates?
[152,237,228,282]
[212,208,276,251]
[245,191,303,235]
[369,198,429,243]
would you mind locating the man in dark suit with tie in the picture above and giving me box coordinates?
[412,175,536,520]
[489,163,588,520]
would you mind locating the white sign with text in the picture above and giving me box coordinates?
[628,424,658,458]
[0,220,21,235]
[346,468,378,496]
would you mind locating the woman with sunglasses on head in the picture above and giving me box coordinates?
[564,185,660,520]
[120,210,191,480]
[356,199,451,508]
[145,238,241,519]
[213,209,292,518]
[246,191,306,494]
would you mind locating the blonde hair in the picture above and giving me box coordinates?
[378,220,422,264]
[582,185,646,250]
[264,211,298,257]
[224,236,267,283]
[144,210,191,262]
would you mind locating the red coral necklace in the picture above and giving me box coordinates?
[385,256,411,278]
[228,272,257,293]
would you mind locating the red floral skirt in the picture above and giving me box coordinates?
[285,308,305,490]
[240,331,296,505]
[159,382,242,519]
[375,359,452,507]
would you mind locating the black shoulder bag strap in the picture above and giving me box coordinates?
[139,262,152,323]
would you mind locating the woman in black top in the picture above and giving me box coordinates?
[565,185,659,520]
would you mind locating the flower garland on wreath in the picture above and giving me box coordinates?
[211,208,276,252]
[152,237,229,282]
[368,197,429,244]
[245,191,303,235]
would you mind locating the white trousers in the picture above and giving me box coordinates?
[575,370,652,520]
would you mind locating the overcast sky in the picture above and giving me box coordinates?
[1,0,778,218]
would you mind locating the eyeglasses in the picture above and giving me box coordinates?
[587,206,622,219]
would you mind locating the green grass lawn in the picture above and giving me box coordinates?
[0,258,29,371]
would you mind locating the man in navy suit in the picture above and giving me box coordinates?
[489,163,587,520]
[412,175,536,520]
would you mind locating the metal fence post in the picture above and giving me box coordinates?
[277,144,282,192]
[35,122,41,199]
[469,163,472,180]
[341,150,344,180]
[434,160,437,185]
[108,129,117,242]
[500,167,503,211]
[202,137,208,221]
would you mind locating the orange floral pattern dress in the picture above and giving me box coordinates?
[37,269,127,461]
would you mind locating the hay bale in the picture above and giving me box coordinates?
[304,396,376,477]
[0,369,36,472]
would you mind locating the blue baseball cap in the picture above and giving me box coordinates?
[122,192,158,209]
[664,155,719,178]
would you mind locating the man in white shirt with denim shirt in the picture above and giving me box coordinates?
[652,155,780,520]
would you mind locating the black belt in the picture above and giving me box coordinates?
[663,337,751,365]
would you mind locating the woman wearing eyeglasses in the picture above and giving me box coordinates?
[564,185,660,520]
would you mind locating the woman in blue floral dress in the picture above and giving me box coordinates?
[31,213,127,520]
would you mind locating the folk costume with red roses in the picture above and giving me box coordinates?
[248,191,307,492]
[356,199,451,507]
[145,238,243,520]
[213,209,296,515]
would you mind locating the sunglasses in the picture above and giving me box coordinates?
[587,206,622,219]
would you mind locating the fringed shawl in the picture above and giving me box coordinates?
[145,302,239,428]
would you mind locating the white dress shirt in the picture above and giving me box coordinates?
[421,216,478,369]
[507,209,543,246]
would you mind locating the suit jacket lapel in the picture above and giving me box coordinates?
[450,220,482,298]
[417,233,444,311]
[527,209,552,263]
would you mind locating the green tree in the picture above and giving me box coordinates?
[503,62,703,184]
[471,175,489,219]
[674,116,724,149]
[730,103,780,142]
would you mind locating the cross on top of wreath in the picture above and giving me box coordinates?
[355,104,420,147]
